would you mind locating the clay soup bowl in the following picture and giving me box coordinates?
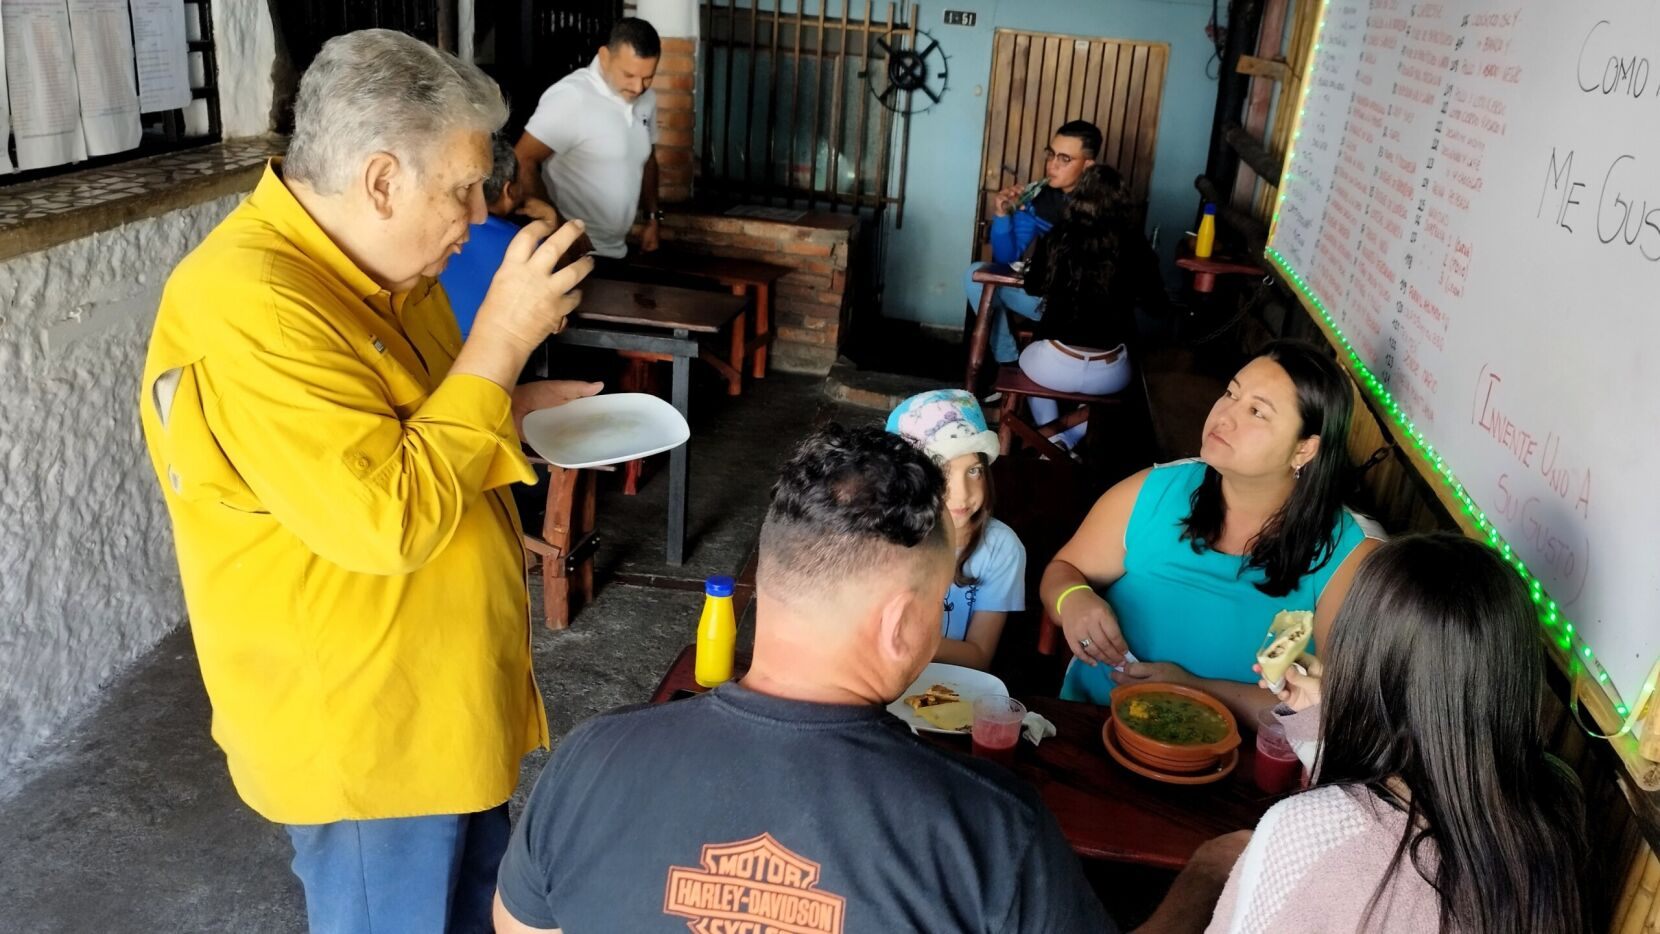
[1106,682,1241,774]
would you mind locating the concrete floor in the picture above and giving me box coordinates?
[0,373,834,934]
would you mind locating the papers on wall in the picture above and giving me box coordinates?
[129,0,189,112]
[1,13,13,174]
[67,0,141,156]
[4,0,89,170]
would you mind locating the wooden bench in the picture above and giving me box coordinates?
[632,250,792,388]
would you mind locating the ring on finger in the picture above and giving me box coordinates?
[1079,637,1093,649]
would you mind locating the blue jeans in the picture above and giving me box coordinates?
[285,804,509,934]
[965,262,1044,364]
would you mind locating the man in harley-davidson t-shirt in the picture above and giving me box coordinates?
[493,425,1113,934]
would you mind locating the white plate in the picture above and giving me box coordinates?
[521,393,690,469]
[886,663,1010,734]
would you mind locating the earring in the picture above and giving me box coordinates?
[1293,463,1303,479]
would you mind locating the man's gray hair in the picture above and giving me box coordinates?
[286,29,508,195]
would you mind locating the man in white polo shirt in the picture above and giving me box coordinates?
[514,18,663,262]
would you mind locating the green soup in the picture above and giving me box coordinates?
[1117,693,1229,745]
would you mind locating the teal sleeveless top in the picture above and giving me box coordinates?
[1060,460,1375,705]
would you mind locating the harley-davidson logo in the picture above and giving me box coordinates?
[663,832,847,933]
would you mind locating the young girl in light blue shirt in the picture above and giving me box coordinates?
[888,390,1027,671]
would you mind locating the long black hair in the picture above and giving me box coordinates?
[1316,533,1590,932]
[1028,164,1131,303]
[1180,340,1354,596]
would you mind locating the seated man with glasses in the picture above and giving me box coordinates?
[965,120,1101,372]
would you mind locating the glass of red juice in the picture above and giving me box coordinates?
[972,695,1026,767]
[1253,708,1303,795]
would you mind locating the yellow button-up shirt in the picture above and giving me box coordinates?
[139,162,548,824]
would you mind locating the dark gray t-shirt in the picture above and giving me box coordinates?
[498,683,1115,933]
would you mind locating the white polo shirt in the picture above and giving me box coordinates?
[524,57,659,258]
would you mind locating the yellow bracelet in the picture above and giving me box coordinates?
[1054,584,1094,618]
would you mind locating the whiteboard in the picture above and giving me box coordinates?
[1268,0,1659,705]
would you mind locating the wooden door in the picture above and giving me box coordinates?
[975,30,1170,253]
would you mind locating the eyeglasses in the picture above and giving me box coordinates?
[1044,147,1081,167]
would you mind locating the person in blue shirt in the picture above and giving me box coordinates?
[1038,341,1383,721]
[438,135,559,337]
[964,120,1101,368]
[887,390,1026,670]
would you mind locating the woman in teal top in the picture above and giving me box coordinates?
[1039,341,1381,721]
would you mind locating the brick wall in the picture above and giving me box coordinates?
[656,212,859,375]
[654,37,696,204]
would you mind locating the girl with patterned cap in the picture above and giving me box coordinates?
[886,390,1027,670]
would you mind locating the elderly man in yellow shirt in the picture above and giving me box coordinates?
[138,29,594,934]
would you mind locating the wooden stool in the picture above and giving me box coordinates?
[992,365,1126,463]
[1038,607,1064,656]
[616,351,669,495]
[521,457,599,629]
[615,343,733,494]
[633,251,790,382]
[963,263,1027,392]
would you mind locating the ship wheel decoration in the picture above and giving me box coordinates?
[864,27,949,115]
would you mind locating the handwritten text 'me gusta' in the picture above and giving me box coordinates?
[1537,20,1660,260]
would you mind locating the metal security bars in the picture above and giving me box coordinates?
[279,0,443,69]
[699,0,918,216]
[532,0,624,85]
[492,0,624,130]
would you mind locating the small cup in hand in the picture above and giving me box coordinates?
[554,230,595,275]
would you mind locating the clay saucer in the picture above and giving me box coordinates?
[1102,717,1238,786]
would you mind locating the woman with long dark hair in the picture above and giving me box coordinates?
[1038,341,1381,718]
[1016,164,1168,449]
[1199,533,1591,932]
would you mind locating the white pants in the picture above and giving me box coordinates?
[1017,340,1132,449]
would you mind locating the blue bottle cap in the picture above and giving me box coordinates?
[705,575,735,597]
[1203,203,1217,215]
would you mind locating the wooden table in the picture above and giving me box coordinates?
[1174,249,1264,294]
[649,645,1278,870]
[552,280,749,565]
[631,249,792,385]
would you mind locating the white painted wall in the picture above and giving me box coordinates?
[0,0,275,789]
[0,195,244,788]
[636,0,699,38]
[211,0,277,138]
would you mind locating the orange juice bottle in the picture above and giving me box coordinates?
[1195,203,1217,258]
[694,575,737,687]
